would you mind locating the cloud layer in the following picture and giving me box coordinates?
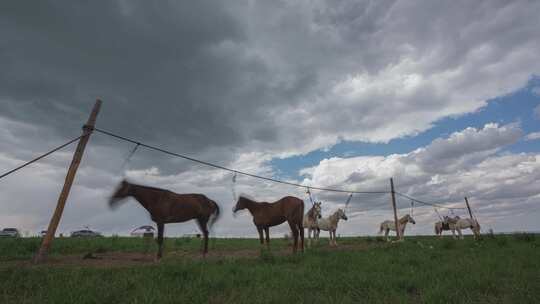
[301,123,540,234]
[1,1,540,236]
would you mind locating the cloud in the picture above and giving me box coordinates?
[300,123,540,234]
[411,123,522,173]
[1,1,540,158]
[532,86,540,96]
[525,132,540,141]
[1,120,538,236]
[534,104,540,119]
[1,1,540,236]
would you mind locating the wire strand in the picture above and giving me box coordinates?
[0,135,84,180]
[94,128,389,194]
[395,191,466,210]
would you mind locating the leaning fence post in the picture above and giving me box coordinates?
[464,197,473,220]
[390,178,401,240]
[33,99,102,263]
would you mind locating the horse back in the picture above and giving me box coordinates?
[160,192,215,223]
[252,196,303,227]
[278,196,304,217]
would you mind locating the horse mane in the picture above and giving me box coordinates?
[238,193,257,202]
[127,181,171,193]
[327,209,342,220]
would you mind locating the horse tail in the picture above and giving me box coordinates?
[299,199,304,228]
[208,199,221,229]
[434,224,439,235]
[378,223,384,235]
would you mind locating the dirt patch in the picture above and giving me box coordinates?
[1,252,157,269]
[1,242,377,268]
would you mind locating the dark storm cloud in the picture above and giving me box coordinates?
[2,0,540,159]
[0,0,294,158]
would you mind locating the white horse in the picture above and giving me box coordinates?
[454,218,481,240]
[303,202,322,247]
[434,215,460,237]
[378,214,416,241]
[317,208,347,246]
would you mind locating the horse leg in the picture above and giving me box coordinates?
[288,221,298,254]
[472,228,479,240]
[385,229,389,242]
[196,218,209,257]
[264,227,270,250]
[156,222,164,261]
[299,223,304,252]
[457,228,463,240]
[257,226,264,246]
[307,228,312,248]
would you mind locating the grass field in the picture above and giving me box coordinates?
[1,234,539,303]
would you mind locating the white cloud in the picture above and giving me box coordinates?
[300,123,540,234]
[534,104,540,119]
[525,132,540,141]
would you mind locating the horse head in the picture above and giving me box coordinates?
[109,179,131,209]
[233,196,250,213]
[337,208,348,221]
[407,214,416,224]
[314,202,322,219]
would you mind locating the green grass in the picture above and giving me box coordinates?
[1,235,539,303]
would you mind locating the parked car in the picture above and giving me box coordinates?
[0,228,20,237]
[130,225,155,238]
[70,229,102,237]
[40,230,48,237]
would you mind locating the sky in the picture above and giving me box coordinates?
[1,0,540,238]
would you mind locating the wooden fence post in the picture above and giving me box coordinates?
[33,99,102,263]
[464,197,473,219]
[390,178,401,240]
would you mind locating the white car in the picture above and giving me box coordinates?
[0,228,20,237]
[130,225,155,238]
[70,229,102,237]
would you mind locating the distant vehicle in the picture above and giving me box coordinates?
[130,225,155,238]
[40,230,48,237]
[182,233,201,238]
[0,228,20,238]
[70,229,102,237]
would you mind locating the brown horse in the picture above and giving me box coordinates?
[109,180,220,259]
[233,195,304,253]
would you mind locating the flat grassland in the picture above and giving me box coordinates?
[1,234,539,303]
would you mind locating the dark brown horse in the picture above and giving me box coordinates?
[109,180,220,259]
[233,195,304,253]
